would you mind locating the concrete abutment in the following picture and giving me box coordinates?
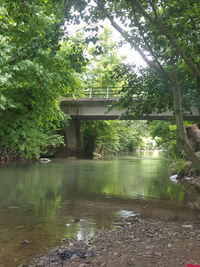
[65,119,84,154]
[55,119,84,157]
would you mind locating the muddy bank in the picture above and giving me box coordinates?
[29,216,200,267]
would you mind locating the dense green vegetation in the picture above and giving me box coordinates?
[0,0,200,171]
[80,27,150,156]
[82,120,150,156]
[71,0,200,171]
[0,2,148,159]
[82,27,125,89]
[0,0,86,159]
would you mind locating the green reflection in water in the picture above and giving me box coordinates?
[60,151,182,202]
[0,152,200,266]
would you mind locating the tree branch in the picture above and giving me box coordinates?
[95,0,172,82]
[130,0,200,78]
[147,0,158,22]
[134,20,167,78]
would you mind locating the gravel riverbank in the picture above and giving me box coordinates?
[30,216,200,267]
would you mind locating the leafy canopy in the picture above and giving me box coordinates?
[0,0,86,158]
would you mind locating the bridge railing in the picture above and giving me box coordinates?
[83,87,123,99]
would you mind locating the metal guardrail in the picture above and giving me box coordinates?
[83,87,122,99]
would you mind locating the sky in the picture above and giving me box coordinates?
[105,21,147,67]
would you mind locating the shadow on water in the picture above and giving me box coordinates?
[0,151,200,266]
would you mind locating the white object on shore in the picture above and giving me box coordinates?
[182,224,193,228]
[169,174,178,183]
[92,153,102,159]
[39,158,51,163]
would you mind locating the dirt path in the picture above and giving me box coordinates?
[32,217,200,267]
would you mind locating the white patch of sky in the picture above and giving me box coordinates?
[103,19,147,67]
[65,18,147,68]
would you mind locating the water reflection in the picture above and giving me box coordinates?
[0,152,200,266]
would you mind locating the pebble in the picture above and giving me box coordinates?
[155,252,162,257]
[71,254,79,260]
[20,240,31,246]
[31,218,200,267]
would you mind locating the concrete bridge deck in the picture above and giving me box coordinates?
[59,94,200,156]
[61,98,200,121]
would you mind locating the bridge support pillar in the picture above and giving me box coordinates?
[65,119,84,156]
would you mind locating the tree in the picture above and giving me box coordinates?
[83,26,126,89]
[0,0,86,158]
[78,27,148,155]
[82,120,146,155]
[70,0,200,170]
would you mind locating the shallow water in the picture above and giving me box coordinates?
[0,151,200,266]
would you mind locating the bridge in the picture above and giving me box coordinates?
[59,87,200,156]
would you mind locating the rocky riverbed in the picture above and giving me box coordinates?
[27,216,200,267]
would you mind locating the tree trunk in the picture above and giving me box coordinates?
[171,72,200,171]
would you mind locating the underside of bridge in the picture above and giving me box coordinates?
[60,98,200,156]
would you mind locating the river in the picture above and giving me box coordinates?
[0,151,200,266]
